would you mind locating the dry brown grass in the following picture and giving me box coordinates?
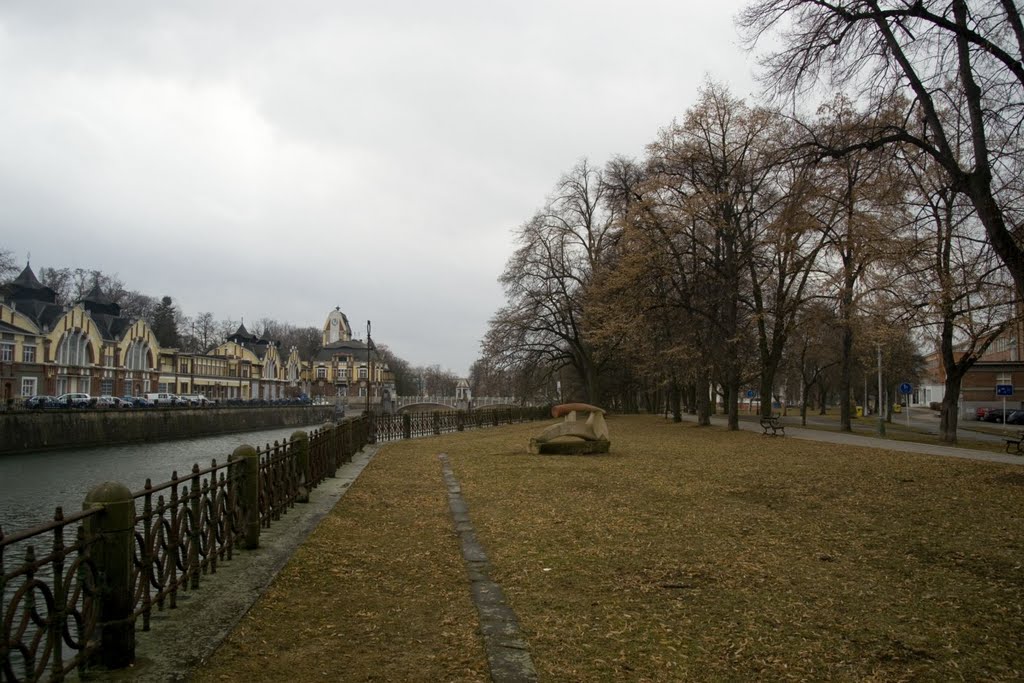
[198,415,1024,682]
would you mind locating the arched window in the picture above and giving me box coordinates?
[56,331,90,367]
[264,358,277,380]
[125,340,151,371]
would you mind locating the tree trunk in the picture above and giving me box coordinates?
[696,372,711,426]
[838,324,854,431]
[939,373,965,444]
[670,380,682,423]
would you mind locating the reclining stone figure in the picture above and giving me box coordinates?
[529,402,610,455]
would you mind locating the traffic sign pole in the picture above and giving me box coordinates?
[899,382,913,430]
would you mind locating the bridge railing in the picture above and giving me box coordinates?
[1,416,370,682]
[392,396,523,409]
[370,405,551,442]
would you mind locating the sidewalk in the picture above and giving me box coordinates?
[682,413,1024,466]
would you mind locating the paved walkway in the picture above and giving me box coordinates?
[683,414,1024,466]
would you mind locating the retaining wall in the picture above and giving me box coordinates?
[0,406,336,455]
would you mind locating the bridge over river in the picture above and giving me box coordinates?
[392,395,522,412]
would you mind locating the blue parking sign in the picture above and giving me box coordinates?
[899,382,912,395]
[996,384,1014,396]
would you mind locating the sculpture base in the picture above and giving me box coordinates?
[530,439,610,455]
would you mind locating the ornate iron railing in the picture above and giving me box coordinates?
[131,458,245,632]
[2,409,552,681]
[1,508,101,682]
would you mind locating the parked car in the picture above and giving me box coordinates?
[146,392,181,406]
[983,408,1012,423]
[1006,410,1024,425]
[111,396,134,409]
[25,395,57,409]
[128,396,153,408]
[181,393,216,407]
[94,395,117,408]
[56,393,91,408]
[976,407,993,420]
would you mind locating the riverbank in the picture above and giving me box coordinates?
[0,405,337,455]
[104,443,380,683]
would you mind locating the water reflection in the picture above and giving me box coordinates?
[0,424,324,536]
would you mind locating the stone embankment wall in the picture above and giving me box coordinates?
[0,406,336,455]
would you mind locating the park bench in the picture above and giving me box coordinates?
[759,414,785,437]
[1004,432,1024,455]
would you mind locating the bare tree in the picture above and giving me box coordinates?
[809,98,910,431]
[0,248,16,283]
[902,149,1014,442]
[740,0,1024,297]
[484,159,617,403]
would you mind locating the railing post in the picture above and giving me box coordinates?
[83,481,135,670]
[457,410,465,432]
[403,413,412,439]
[321,422,338,476]
[433,411,441,435]
[291,430,310,503]
[367,412,377,444]
[231,444,260,550]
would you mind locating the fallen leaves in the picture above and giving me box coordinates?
[196,416,1024,682]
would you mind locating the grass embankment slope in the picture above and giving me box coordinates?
[199,415,1024,681]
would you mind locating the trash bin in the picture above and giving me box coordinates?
[893,403,902,413]
[856,405,863,418]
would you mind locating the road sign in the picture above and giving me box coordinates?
[899,382,912,395]
[745,389,755,398]
[996,384,1014,396]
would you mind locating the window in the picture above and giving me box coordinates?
[0,344,12,362]
[21,378,36,396]
[100,380,114,395]
[316,367,327,379]
[359,367,367,379]
[335,367,347,380]
[180,361,188,374]
[125,340,150,371]
[22,346,36,363]
[56,332,89,366]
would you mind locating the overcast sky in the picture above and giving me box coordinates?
[1,1,758,376]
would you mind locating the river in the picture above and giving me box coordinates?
[0,424,324,537]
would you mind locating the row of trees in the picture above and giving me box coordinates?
[480,0,1023,444]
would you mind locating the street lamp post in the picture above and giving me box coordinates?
[366,320,372,416]
[877,343,886,437]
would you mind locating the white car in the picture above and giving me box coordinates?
[56,393,91,408]
[181,393,216,406]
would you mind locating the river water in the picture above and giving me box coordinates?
[0,424,324,537]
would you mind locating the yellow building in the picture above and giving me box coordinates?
[0,265,161,402]
[1,263,389,407]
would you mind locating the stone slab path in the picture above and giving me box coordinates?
[439,452,538,683]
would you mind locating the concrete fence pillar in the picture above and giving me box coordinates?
[230,444,260,549]
[433,412,441,435]
[321,422,338,475]
[456,410,465,432]
[83,481,136,670]
[291,430,310,503]
[402,413,411,439]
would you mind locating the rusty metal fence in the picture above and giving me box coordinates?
[1,417,366,682]
[2,407,551,681]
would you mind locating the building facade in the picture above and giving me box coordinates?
[1,263,393,407]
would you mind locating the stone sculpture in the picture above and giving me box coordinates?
[529,402,610,455]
